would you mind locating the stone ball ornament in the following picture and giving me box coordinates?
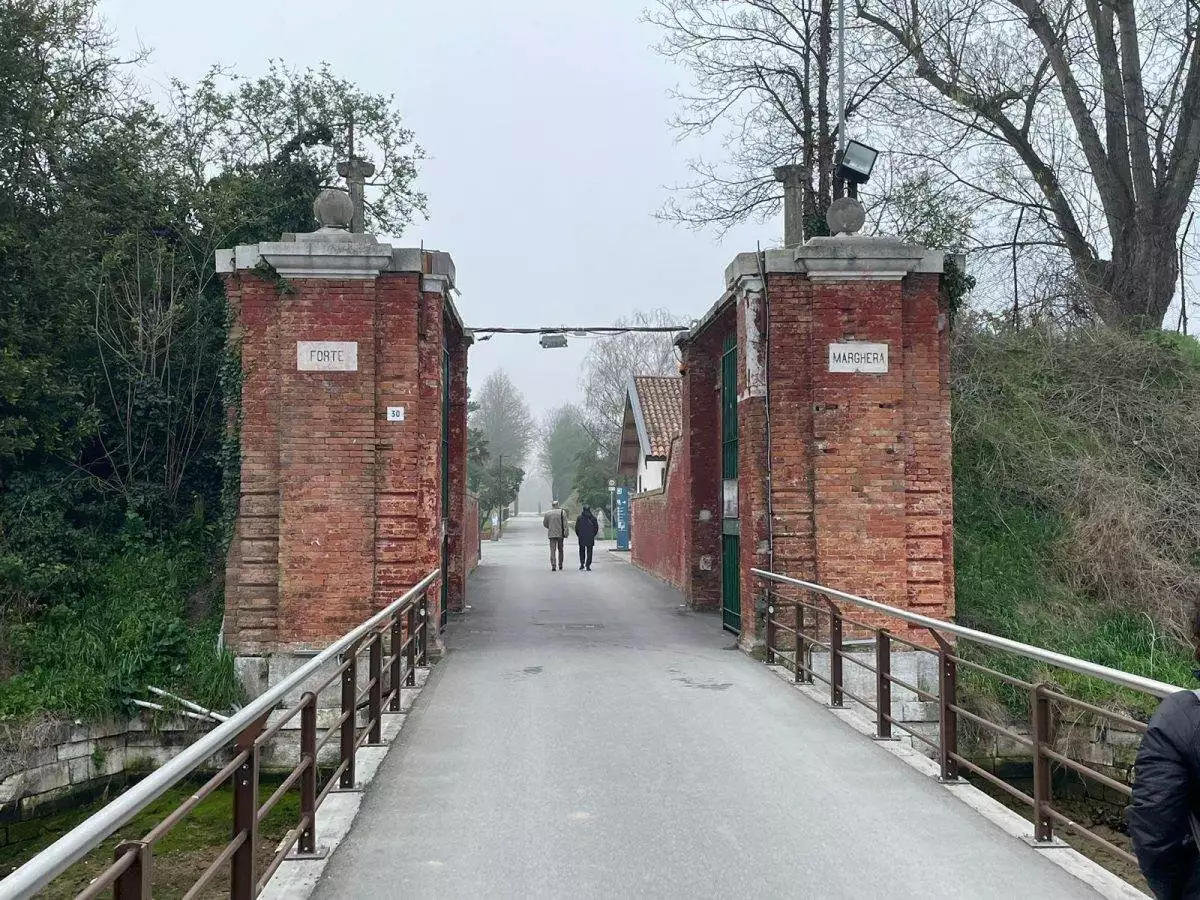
[827,197,866,235]
[313,188,354,229]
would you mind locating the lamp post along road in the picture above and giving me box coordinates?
[608,480,617,539]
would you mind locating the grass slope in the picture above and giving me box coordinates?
[952,326,1200,712]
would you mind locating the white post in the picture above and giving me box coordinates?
[838,0,846,155]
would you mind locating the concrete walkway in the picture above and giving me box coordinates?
[313,515,1100,899]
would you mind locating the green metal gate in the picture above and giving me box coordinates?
[720,333,741,634]
[721,533,740,634]
[440,346,451,630]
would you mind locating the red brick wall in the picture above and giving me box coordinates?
[757,274,817,591]
[680,308,733,610]
[277,278,379,644]
[446,334,469,612]
[223,265,465,653]
[630,438,685,589]
[808,277,909,633]
[736,287,769,642]
[223,275,281,652]
[416,286,444,628]
[903,274,955,621]
[373,273,428,622]
[745,275,817,647]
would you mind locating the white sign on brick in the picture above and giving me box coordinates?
[828,342,889,374]
[386,406,406,422]
[722,478,739,519]
[297,341,358,372]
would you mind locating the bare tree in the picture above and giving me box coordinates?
[579,310,682,454]
[89,234,224,515]
[863,165,974,248]
[646,0,904,235]
[471,370,535,469]
[858,0,1200,329]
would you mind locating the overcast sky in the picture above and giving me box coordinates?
[100,0,773,423]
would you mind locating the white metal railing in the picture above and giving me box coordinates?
[0,569,440,900]
[753,568,1183,697]
[755,566,1182,867]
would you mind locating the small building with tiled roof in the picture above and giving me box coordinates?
[617,375,683,494]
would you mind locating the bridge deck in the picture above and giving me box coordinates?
[312,515,1100,899]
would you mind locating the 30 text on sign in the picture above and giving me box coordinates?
[297,341,358,372]
[828,342,888,374]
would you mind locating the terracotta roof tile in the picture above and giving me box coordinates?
[632,375,682,458]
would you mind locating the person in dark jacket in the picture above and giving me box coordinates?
[575,506,599,571]
[1128,612,1200,899]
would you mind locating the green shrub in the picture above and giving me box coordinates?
[0,535,241,720]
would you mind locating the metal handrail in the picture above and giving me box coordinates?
[753,568,1184,698]
[0,569,440,900]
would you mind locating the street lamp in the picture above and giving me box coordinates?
[608,479,616,539]
[490,453,504,539]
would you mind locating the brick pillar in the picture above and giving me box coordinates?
[726,235,953,645]
[217,227,465,695]
[680,314,728,610]
[447,331,470,612]
[735,273,770,644]
[808,273,908,623]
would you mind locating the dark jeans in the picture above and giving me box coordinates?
[578,542,594,569]
[549,538,564,569]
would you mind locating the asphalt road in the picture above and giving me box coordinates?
[313,515,1100,899]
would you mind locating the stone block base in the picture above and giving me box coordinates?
[236,653,430,769]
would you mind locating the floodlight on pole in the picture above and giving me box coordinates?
[835,140,879,199]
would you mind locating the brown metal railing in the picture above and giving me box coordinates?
[756,568,1179,871]
[1,572,438,900]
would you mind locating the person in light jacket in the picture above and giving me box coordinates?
[575,506,599,571]
[1127,610,1200,899]
[542,500,568,572]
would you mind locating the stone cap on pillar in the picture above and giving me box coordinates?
[213,189,464,325]
[388,248,456,288]
[215,191,461,291]
[216,188,394,279]
[723,239,944,289]
[795,235,943,281]
[215,239,394,280]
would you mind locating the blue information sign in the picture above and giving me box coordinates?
[615,487,630,551]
